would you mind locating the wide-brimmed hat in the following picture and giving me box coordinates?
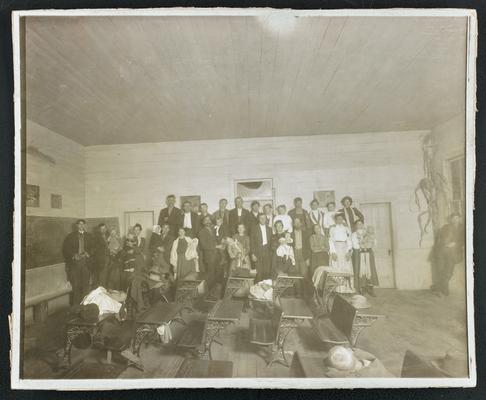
[350,294,371,309]
[325,346,358,371]
[431,350,468,377]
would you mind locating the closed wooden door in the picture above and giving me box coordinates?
[360,202,395,288]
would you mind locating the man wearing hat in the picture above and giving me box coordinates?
[338,196,365,232]
[63,219,95,305]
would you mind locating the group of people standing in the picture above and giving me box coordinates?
[62,193,380,310]
[153,194,379,298]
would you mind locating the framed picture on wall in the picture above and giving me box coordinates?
[180,195,201,213]
[314,190,335,209]
[235,179,273,199]
[26,184,40,207]
[50,194,62,209]
[234,179,274,212]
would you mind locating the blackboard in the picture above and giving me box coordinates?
[25,216,120,269]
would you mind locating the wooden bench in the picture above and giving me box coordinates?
[312,294,380,347]
[25,263,72,323]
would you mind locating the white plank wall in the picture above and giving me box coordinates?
[26,119,86,218]
[85,130,433,289]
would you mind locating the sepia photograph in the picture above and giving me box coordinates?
[11,8,476,389]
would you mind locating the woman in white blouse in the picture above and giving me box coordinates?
[328,213,355,293]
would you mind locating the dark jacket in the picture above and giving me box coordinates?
[179,211,200,237]
[338,207,365,232]
[92,231,109,270]
[149,232,174,265]
[157,206,181,236]
[247,211,261,234]
[228,208,251,234]
[63,230,95,268]
[288,208,312,231]
[198,226,218,252]
[291,229,311,261]
[250,224,273,258]
[212,209,230,227]
[214,224,229,245]
[433,223,465,263]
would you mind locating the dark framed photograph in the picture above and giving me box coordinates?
[50,194,62,209]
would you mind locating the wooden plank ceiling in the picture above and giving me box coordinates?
[25,15,467,145]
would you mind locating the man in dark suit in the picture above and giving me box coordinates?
[212,198,230,230]
[92,223,109,288]
[157,194,181,237]
[250,213,273,282]
[149,223,174,268]
[291,217,312,297]
[198,216,224,298]
[228,196,251,234]
[63,219,95,305]
[248,200,261,233]
[180,200,200,238]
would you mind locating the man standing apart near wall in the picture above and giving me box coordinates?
[430,213,465,297]
[158,194,181,238]
[63,219,94,306]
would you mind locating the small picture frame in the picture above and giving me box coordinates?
[314,190,335,209]
[50,194,62,209]
[180,195,201,213]
[26,184,40,207]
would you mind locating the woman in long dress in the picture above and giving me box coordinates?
[170,228,199,280]
[351,220,379,296]
[328,213,355,293]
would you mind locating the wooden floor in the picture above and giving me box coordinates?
[22,276,468,379]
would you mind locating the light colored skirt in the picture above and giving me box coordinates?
[330,242,355,293]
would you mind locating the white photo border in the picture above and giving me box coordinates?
[10,7,477,390]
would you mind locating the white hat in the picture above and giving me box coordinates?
[326,346,356,370]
